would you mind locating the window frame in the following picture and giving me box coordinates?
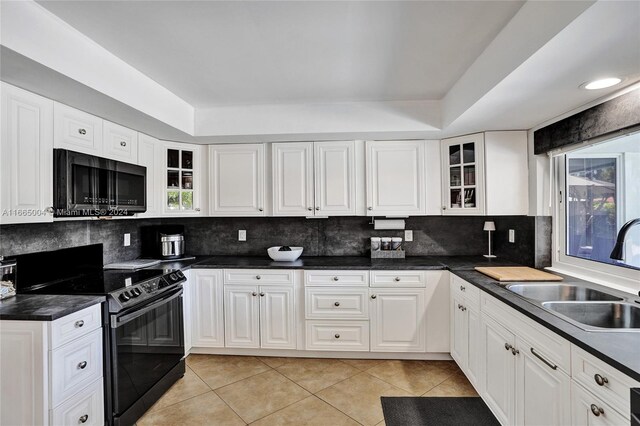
[551,138,640,292]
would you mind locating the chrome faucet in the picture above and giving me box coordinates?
[610,218,640,261]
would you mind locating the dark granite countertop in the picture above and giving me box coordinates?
[190,255,519,270]
[0,294,105,321]
[451,270,640,382]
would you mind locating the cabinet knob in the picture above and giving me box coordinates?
[334,334,340,339]
[371,294,377,299]
[334,301,340,307]
[442,206,447,210]
[333,276,339,281]
[504,343,513,351]
[258,208,264,212]
[195,208,201,212]
[78,128,87,135]
[77,361,88,370]
[594,374,609,386]
[44,206,54,214]
[394,277,400,282]
[260,292,265,297]
[590,404,604,417]
[315,207,320,211]
[79,414,89,424]
[75,320,84,328]
[511,347,519,356]
[460,285,466,291]
[252,292,258,296]
[307,207,312,211]
[368,207,373,211]
[120,141,127,147]
[256,275,261,280]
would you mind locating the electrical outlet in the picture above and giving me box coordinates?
[404,230,413,242]
[124,233,131,247]
[238,230,247,242]
[509,229,515,243]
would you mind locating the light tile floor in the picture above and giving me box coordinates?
[137,355,477,426]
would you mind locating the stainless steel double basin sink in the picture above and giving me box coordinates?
[505,283,640,332]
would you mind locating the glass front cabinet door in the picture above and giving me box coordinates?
[163,143,201,215]
[441,133,485,215]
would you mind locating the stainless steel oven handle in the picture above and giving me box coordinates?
[111,289,182,328]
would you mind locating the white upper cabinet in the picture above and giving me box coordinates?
[210,144,265,216]
[272,141,356,216]
[53,102,103,155]
[441,131,528,216]
[102,121,138,163]
[272,142,314,216]
[136,133,162,217]
[365,140,425,216]
[1,83,54,224]
[441,133,486,215]
[314,141,356,216]
[162,141,204,216]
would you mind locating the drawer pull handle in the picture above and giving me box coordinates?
[394,277,400,282]
[256,275,261,280]
[371,294,377,299]
[78,128,87,135]
[590,404,604,417]
[75,320,85,328]
[594,374,609,386]
[504,343,513,351]
[333,276,339,281]
[77,361,88,370]
[334,301,340,307]
[79,414,89,423]
[259,292,265,297]
[334,334,340,339]
[460,285,466,291]
[120,141,127,147]
[252,292,258,297]
[531,348,557,370]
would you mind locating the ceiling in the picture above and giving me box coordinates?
[36,0,524,107]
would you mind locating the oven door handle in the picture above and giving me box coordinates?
[111,288,182,328]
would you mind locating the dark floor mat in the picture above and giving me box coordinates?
[381,396,500,426]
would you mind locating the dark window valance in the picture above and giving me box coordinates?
[534,88,640,155]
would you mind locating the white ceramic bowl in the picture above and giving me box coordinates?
[267,246,303,262]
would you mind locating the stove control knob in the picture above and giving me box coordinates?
[176,270,185,279]
[119,292,131,302]
[169,273,178,282]
[131,288,142,297]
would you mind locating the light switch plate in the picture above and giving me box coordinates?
[238,230,247,241]
[124,233,131,247]
[509,229,515,243]
[404,230,413,242]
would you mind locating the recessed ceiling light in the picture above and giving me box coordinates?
[583,78,622,90]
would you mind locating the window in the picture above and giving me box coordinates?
[555,131,640,279]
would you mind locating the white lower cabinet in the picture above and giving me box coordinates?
[0,303,104,426]
[223,270,296,350]
[369,288,425,352]
[571,381,628,426]
[191,270,225,348]
[450,280,481,388]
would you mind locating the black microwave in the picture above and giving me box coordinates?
[54,149,146,217]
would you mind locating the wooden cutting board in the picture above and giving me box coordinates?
[474,266,563,282]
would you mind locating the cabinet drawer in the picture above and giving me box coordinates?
[571,380,629,424]
[51,328,103,407]
[50,304,102,350]
[103,121,138,162]
[50,379,104,426]
[481,293,571,373]
[224,269,294,285]
[451,275,480,305]
[305,288,369,319]
[54,103,102,154]
[370,271,426,288]
[305,270,369,287]
[305,321,369,351]
[572,345,640,417]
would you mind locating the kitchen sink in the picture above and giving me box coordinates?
[541,302,640,331]
[506,283,623,302]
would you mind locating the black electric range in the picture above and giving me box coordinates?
[15,244,186,426]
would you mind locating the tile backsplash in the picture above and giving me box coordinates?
[0,215,550,267]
